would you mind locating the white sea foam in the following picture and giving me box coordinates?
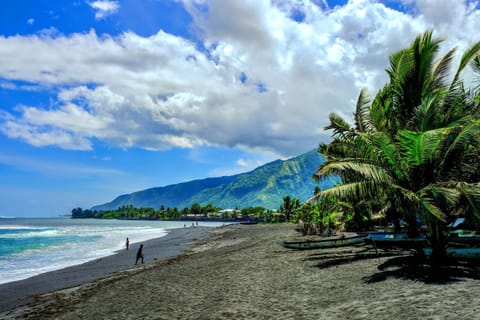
[0,229,57,239]
[0,225,43,230]
[0,218,223,284]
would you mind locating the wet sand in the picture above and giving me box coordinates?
[1,224,479,319]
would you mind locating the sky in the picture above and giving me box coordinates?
[1,0,480,217]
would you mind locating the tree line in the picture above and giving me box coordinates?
[71,203,285,222]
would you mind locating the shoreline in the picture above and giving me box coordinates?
[0,225,216,314]
[2,223,480,319]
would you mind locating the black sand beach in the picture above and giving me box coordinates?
[0,226,215,315]
[1,224,480,320]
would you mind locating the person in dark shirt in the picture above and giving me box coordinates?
[135,244,144,265]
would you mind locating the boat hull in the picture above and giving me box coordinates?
[448,235,480,246]
[423,247,480,260]
[365,233,427,249]
[281,234,368,250]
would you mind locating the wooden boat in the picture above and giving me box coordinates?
[448,230,480,246]
[365,233,428,249]
[365,232,480,249]
[448,235,480,246]
[281,234,368,250]
[423,247,480,260]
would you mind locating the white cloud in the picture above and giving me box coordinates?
[88,0,119,20]
[27,18,34,25]
[236,158,248,167]
[2,119,94,150]
[1,0,480,157]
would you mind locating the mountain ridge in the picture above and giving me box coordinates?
[91,149,333,211]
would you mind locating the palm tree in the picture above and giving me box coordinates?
[279,195,300,222]
[316,30,480,262]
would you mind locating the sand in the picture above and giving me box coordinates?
[1,224,479,320]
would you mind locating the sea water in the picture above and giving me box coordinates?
[0,218,223,285]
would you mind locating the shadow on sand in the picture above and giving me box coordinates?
[307,246,480,284]
[364,255,480,284]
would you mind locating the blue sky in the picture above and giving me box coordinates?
[1,0,479,217]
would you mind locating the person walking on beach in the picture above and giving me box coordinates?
[126,237,130,250]
[135,244,144,265]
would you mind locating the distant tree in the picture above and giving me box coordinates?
[71,207,83,218]
[171,207,180,219]
[279,196,301,222]
[191,203,202,216]
[182,207,190,216]
[241,206,266,219]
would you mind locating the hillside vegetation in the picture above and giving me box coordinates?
[91,149,333,211]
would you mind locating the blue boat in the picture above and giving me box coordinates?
[365,233,428,249]
[448,230,480,246]
[423,247,480,260]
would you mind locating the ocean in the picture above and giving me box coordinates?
[0,217,224,285]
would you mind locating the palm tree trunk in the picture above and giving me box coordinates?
[428,222,449,264]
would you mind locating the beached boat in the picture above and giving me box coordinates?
[365,233,428,249]
[281,234,368,250]
[448,235,480,246]
[423,247,480,260]
[365,232,480,249]
[448,230,480,246]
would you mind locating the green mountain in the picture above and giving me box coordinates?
[91,149,334,211]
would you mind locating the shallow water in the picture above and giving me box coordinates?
[0,218,223,284]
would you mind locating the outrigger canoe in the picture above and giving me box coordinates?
[423,247,480,260]
[365,232,480,249]
[281,234,368,250]
[448,234,480,246]
[365,233,428,249]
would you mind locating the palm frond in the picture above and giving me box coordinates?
[319,181,382,201]
[397,128,452,168]
[420,198,447,222]
[324,113,353,138]
[471,56,480,75]
[452,40,480,87]
[412,30,441,89]
[318,160,393,184]
[431,48,456,91]
[370,132,406,180]
[411,93,443,131]
[430,185,461,206]
[397,130,423,167]
[354,133,381,160]
[370,85,396,133]
[456,182,480,220]
[417,184,463,222]
[354,88,373,133]
[439,120,480,170]
[319,138,358,161]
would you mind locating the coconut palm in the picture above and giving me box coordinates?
[279,195,301,222]
[315,30,480,261]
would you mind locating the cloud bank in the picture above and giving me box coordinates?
[1,0,480,157]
